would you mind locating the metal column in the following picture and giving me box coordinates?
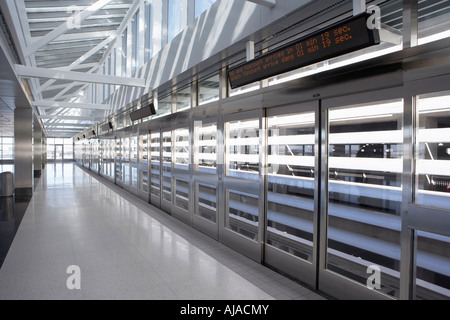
[14,107,34,197]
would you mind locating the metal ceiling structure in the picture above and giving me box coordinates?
[1,0,140,138]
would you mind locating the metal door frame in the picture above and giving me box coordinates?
[263,101,321,289]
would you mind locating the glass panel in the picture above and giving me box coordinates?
[124,138,130,161]
[175,178,189,211]
[226,189,258,241]
[266,111,316,262]
[47,145,55,160]
[416,91,450,209]
[230,81,260,97]
[416,231,450,300]
[150,132,161,197]
[131,136,138,162]
[199,74,219,105]
[327,99,404,299]
[174,128,190,170]
[91,142,98,172]
[225,118,259,180]
[162,131,172,202]
[195,0,216,18]
[168,0,181,42]
[134,11,140,74]
[176,86,191,112]
[139,134,148,191]
[123,163,130,184]
[157,94,173,117]
[140,170,149,193]
[148,1,153,59]
[195,182,217,223]
[195,122,217,173]
[115,138,122,181]
[132,167,138,188]
[418,0,450,45]
[55,145,63,161]
[108,140,114,178]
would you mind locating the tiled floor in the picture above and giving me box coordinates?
[0,163,326,300]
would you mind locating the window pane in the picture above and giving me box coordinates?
[150,132,161,197]
[416,91,450,209]
[199,74,220,105]
[418,0,450,45]
[416,231,450,300]
[148,2,153,59]
[226,189,259,241]
[195,182,217,223]
[156,94,173,117]
[327,99,404,299]
[168,0,181,42]
[176,86,191,112]
[174,128,190,170]
[64,144,73,160]
[195,122,217,173]
[267,111,316,262]
[226,118,259,180]
[162,131,172,202]
[134,11,140,74]
[195,0,216,18]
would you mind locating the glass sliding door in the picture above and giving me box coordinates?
[411,90,450,300]
[138,132,150,201]
[192,120,219,239]
[150,131,161,207]
[161,130,173,212]
[321,95,404,299]
[221,110,263,262]
[172,128,191,223]
[264,103,319,287]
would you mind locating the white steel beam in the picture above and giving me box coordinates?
[32,100,111,110]
[33,31,116,43]
[47,0,141,102]
[38,35,116,94]
[23,0,114,58]
[16,65,146,87]
[246,0,276,8]
[40,115,100,121]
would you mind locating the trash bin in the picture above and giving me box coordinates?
[0,172,14,197]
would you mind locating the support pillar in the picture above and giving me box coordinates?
[14,107,33,197]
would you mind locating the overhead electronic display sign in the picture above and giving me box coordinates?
[228,13,380,89]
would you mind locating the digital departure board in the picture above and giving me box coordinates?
[228,13,380,89]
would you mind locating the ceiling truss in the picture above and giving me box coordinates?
[1,0,140,138]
